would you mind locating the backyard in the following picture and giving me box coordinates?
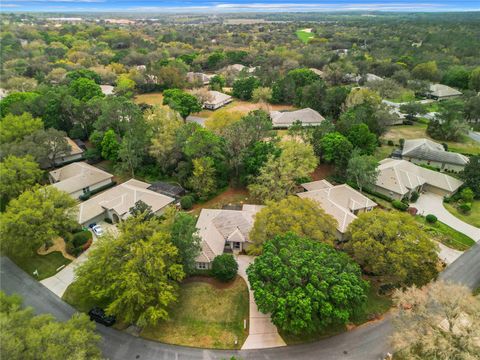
[141,276,249,349]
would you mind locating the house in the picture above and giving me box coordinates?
[147,182,185,199]
[49,162,114,199]
[44,137,84,169]
[203,90,232,110]
[428,84,462,100]
[186,72,212,85]
[77,179,175,226]
[195,205,263,269]
[269,108,325,128]
[298,180,377,238]
[402,138,469,172]
[364,73,383,82]
[309,68,325,78]
[373,158,463,200]
[222,64,256,75]
[0,88,7,100]
[100,85,114,96]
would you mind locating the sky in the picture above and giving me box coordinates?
[1,0,479,13]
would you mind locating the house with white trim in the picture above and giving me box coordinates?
[203,90,232,110]
[195,205,263,269]
[298,180,377,239]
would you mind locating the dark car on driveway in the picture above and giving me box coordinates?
[88,307,116,327]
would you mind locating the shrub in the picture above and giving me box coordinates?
[459,202,472,213]
[65,241,75,255]
[399,138,405,149]
[387,140,394,146]
[212,254,238,282]
[82,238,93,251]
[392,200,408,211]
[426,214,437,223]
[72,247,84,257]
[72,230,92,248]
[180,195,194,210]
[443,196,452,203]
[460,187,474,203]
[410,191,419,203]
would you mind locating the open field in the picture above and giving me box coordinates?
[134,92,164,105]
[383,124,480,155]
[296,29,314,43]
[141,276,249,349]
[444,200,480,228]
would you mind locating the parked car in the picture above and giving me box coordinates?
[88,307,115,326]
[92,224,104,237]
[88,223,96,229]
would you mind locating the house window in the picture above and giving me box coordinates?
[197,262,207,270]
[233,242,240,249]
[82,186,90,194]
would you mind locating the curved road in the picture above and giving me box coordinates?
[2,244,479,360]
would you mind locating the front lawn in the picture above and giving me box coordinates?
[10,252,71,281]
[141,276,249,349]
[415,216,475,251]
[444,200,480,228]
[281,281,392,345]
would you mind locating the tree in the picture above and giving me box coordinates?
[247,233,368,334]
[243,141,281,180]
[161,208,201,275]
[346,123,377,155]
[189,157,217,201]
[66,69,101,84]
[0,92,40,117]
[0,155,42,203]
[464,96,480,124]
[249,196,337,255]
[344,88,381,109]
[322,86,350,119]
[69,77,103,102]
[427,100,468,141]
[4,76,37,92]
[204,109,243,135]
[163,88,202,119]
[343,209,439,287]
[146,105,183,172]
[319,132,353,169]
[232,76,260,100]
[347,151,379,193]
[442,66,470,89]
[101,129,120,161]
[209,74,225,91]
[117,117,150,177]
[94,96,143,136]
[399,102,427,119]
[469,67,480,92]
[0,292,102,360]
[24,128,71,168]
[115,74,136,97]
[460,155,480,198]
[248,140,317,202]
[129,200,153,220]
[212,254,238,282]
[271,68,320,104]
[252,87,272,104]
[294,80,326,111]
[412,61,440,82]
[0,112,43,144]
[0,186,77,258]
[391,281,480,360]
[74,214,185,327]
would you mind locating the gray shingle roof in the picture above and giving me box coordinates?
[429,84,462,98]
[269,108,325,128]
[402,139,469,166]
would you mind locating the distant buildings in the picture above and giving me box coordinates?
[186,72,213,86]
[269,108,325,128]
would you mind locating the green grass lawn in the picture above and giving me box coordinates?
[444,200,480,228]
[281,281,392,345]
[415,216,475,251]
[141,276,249,349]
[296,29,314,43]
[374,144,395,161]
[10,252,71,281]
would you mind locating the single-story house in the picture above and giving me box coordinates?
[77,179,175,226]
[46,137,84,168]
[49,162,114,199]
[203,90,232,110]
[373,158,463,200]
[186,72,212,85]
[100,85,114,96]
[195,204,263,269]
[428,84,462,100]
[364,73,384,82]
[298,180,377,238]
[147,181,185,199]
[402,138,469,172]
[269,108,325,128]
[222,64,256,75]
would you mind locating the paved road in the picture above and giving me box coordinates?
[468,131,480,143]
[2,242,479,360]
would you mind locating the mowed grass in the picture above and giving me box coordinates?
[141,276,249,349]
[415,215,475,251]
[134,92,164,106]
[444,200,480,228]
[383,124,480,155]
[296,29,314,43]
[281,281,392,345]
[10,252,71,281]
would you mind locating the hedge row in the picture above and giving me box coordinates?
[79,181,117,201]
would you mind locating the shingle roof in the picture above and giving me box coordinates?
[376,159,463,196]
[77,179,175,224]
[269,108,325,128]
[298,181,377,233]
[204,91,232,106]
[50,162,113,195]
[64,137,84,156]
[100,85,114,95]
[429,84,462,98]
[402,138,469,166]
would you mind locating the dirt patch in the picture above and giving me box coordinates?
[38,237,75,261]
[183,275,239,290]
[191,187,251,212]
[227,100,295,114]
[310,164,335,181]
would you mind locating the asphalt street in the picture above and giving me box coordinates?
[1,243,479,360]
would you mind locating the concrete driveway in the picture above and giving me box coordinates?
[414,192,479,242]
[236,255,286,350]
[40,221,118,297]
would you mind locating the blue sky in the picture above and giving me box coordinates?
[1,0,479,13]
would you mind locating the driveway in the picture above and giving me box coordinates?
[236,255,286,350]
[414,193,480,242]
[40,222,118,297]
